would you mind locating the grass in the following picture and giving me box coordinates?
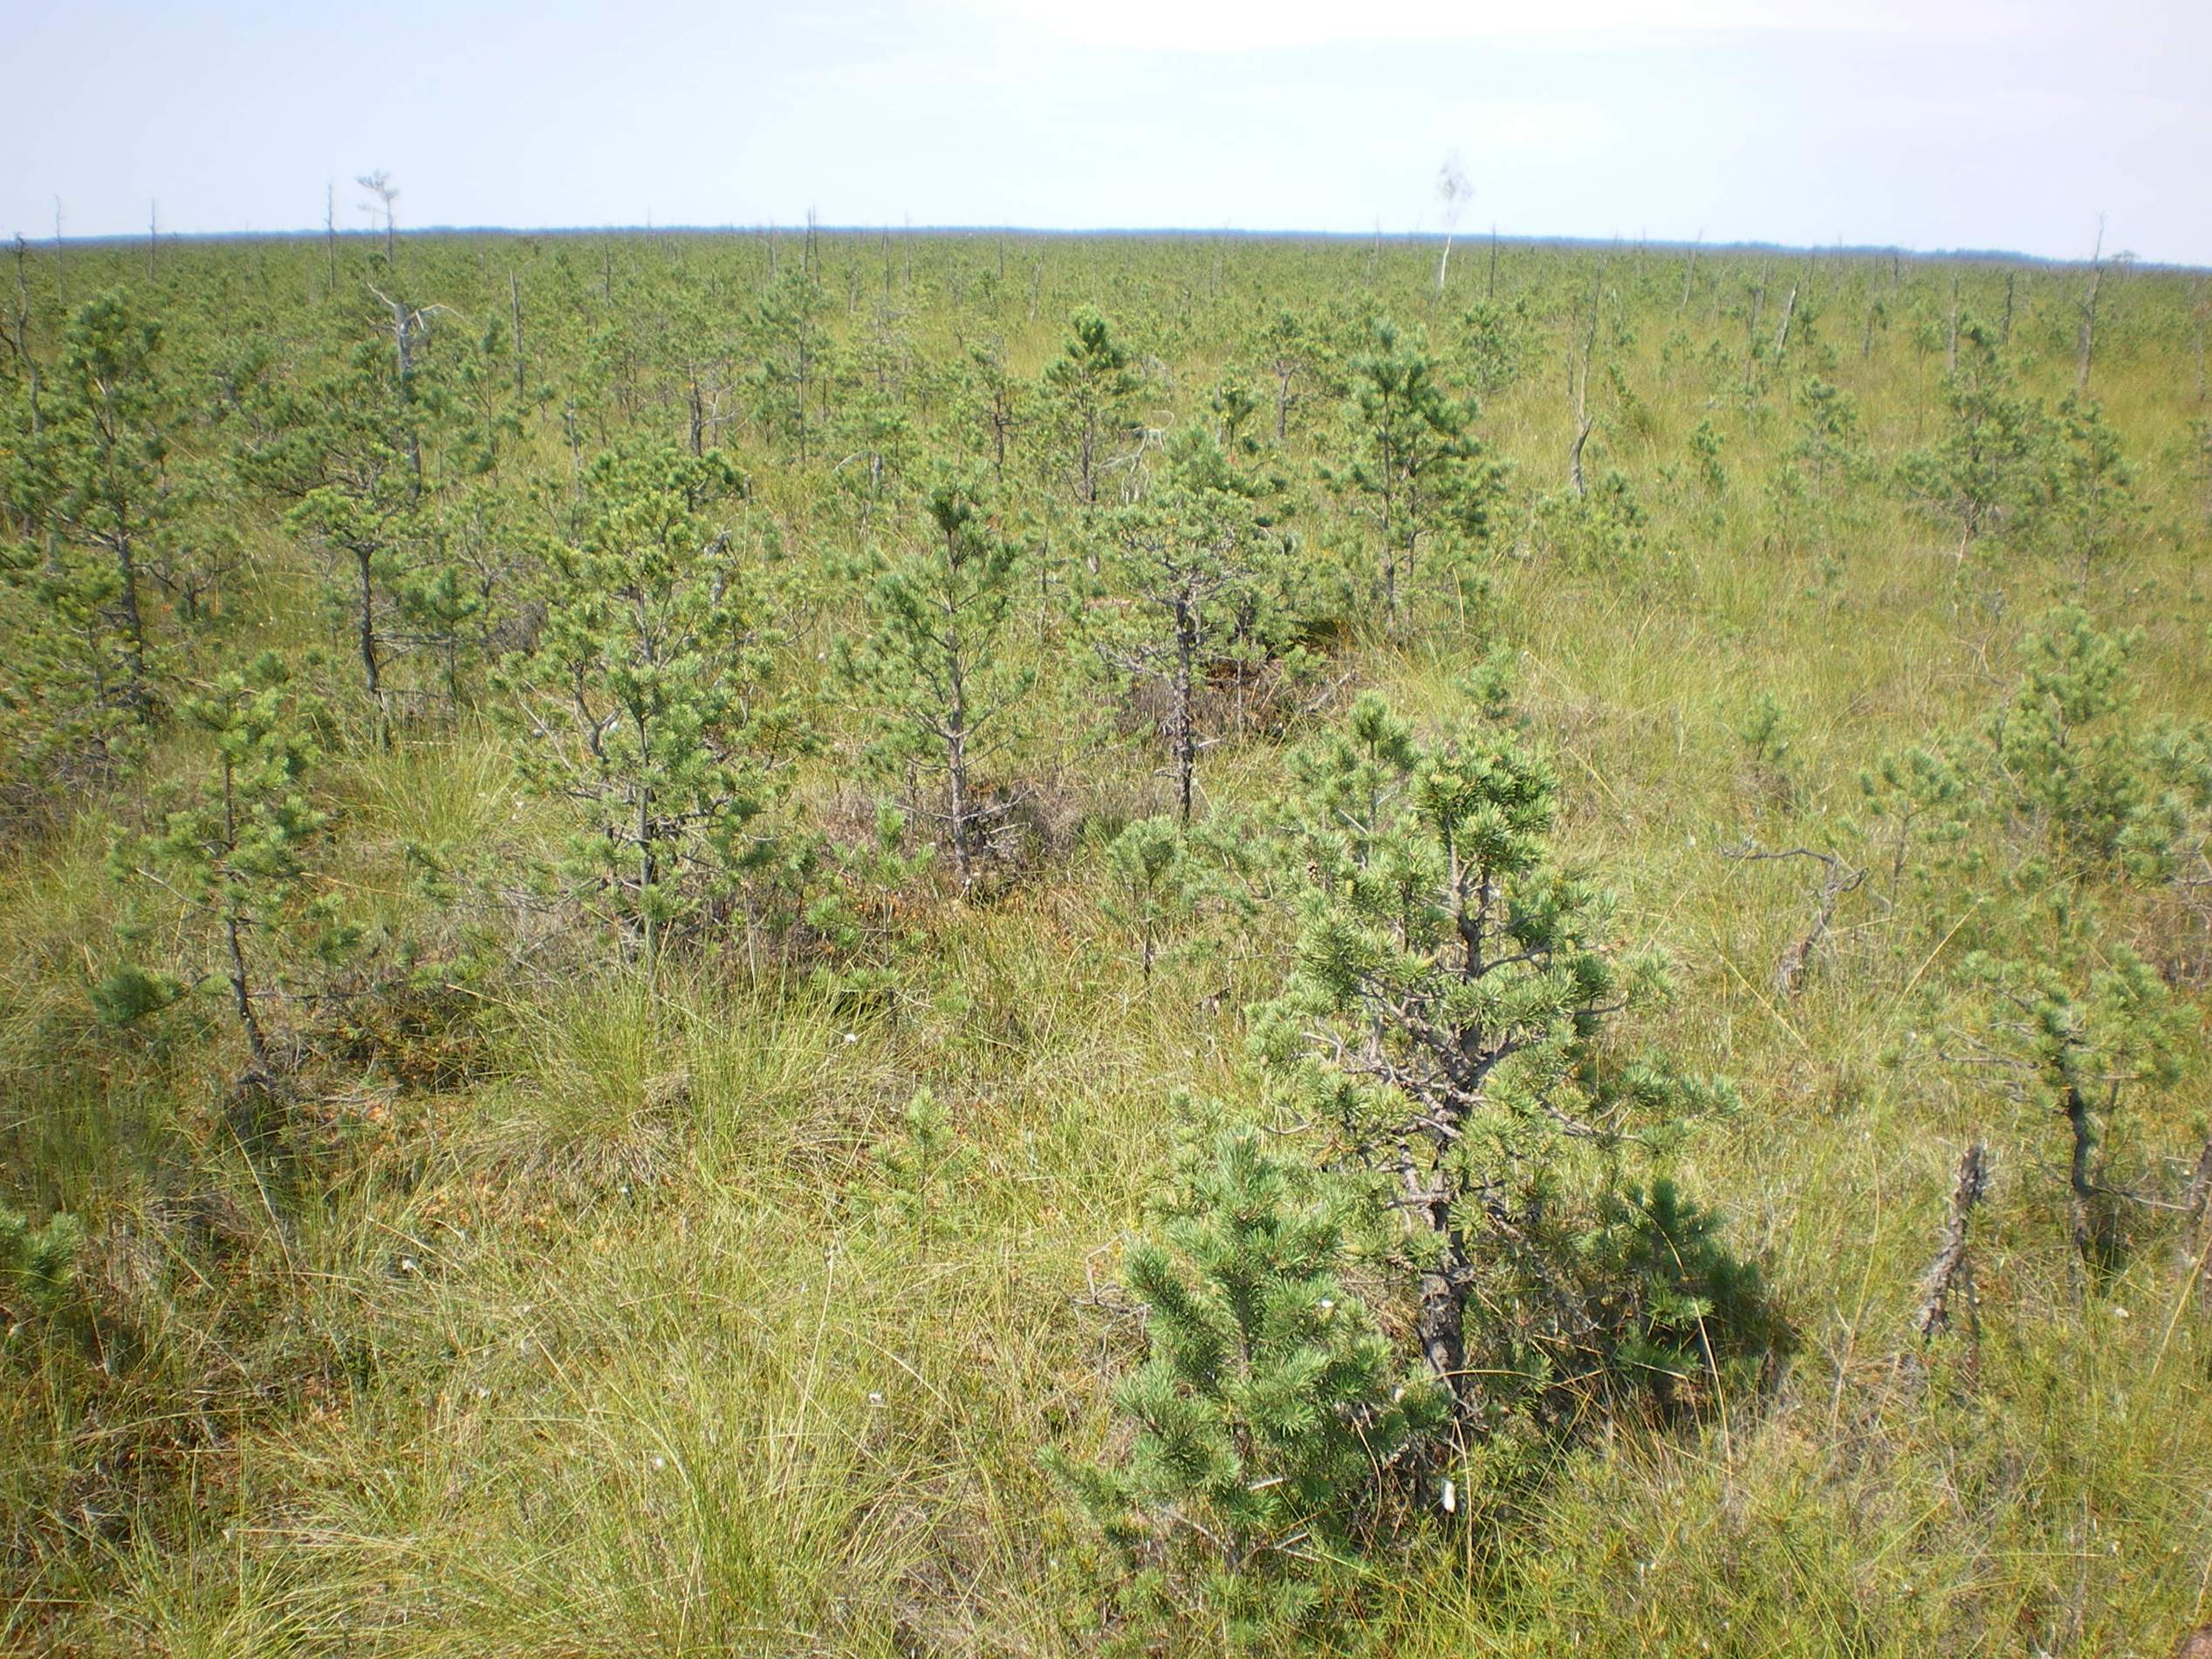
[3,229,2210,1655]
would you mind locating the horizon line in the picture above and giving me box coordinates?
[20,222,2196,274]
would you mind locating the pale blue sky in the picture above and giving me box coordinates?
[9,0,2209,263]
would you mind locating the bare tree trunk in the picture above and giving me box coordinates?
[1567,267,1600,497]
[1914,1141,1988,1383]
[1947,271,1960,374]
[510,271,526,402]
[1568,411,1594,498]
[2077,216,2106,394]
[219,758,271,1073]
[1173,603,1197,824]
[2064,1083,2099,1273]
[354,545,387,743]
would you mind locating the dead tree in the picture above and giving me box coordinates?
[1741,259,1770,394]
[358,170,400,268]
[1566,264,1602,497]
[1914,1142,1989,1358]
[2076,216,2106,394]
[1722,844,1864,999]
[509,272,526,402]
[1773,284,1799,359]
[2182,1140,2212,1314]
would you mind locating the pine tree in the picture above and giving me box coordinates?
[240,298,455,737]
[1042,306,1142,524]
[1250,692,1745,1429]
[1899,315,2045,562]
[1324,321,1502,622]
[100,651,353,1075]
[839,470,1032,889]
[1092,429,1284,823]
[496,442,797,963]
[745,267,831,465]
[866,1087,976,1248]
[2039,392,2142,586]
[1050,1123,1445,1649]
[1451,296,1537,398]
[1942,945,2184,1270]
[1986,606,2150,863]
[1257,307,1316,443]
[19,291,184,722]
[1100,815,1194,981]
[0,1204,83,1323]
[948,338,1029,483]
[1792,376,1869,501]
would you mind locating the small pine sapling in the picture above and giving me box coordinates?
[10,291,187,737]
[1042,305,1143,524]
[1250,692,1755,1432]
[1324,320,1502,623]
[1100,816,1195,981]
[1859,744,1969,901]
[1584,1178,1784,1420]
[1049,1124,1445,1649]
[2038,392,2143,588]
[0,1204,85,1325]
[100,651,355,1077]
[866,1087,976,1248]
[1986,607,2148,864]
[1734,691,1800,812]
[839,470,1033,889]
[1092,429,1279,822]
[1941,945,2184,1273]
[1897,315,2047,565]
[496,442,799,965]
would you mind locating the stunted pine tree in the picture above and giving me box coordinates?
[2039,392,2142,586]
[1250,693,1762,1431]
[241,290,462,736]
[1900,315,2045,562]
[497,442,795,964]
[840,470,1032,889]
[1982,606,2212,891]
[27,291,181,718]
[1042,305,1142,522]
[948,338,1029,483]
[745,267,831,465]
[100,651,354,1076]
[1092,429,1280,823]
[1325,321,1501,622]
[1049,1124,1445,1647]
[1257,307,1318,442]
[1099,815,1192,981]
[1942,945,2183,1272]
[1791,377,1870,502]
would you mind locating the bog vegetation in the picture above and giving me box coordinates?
[2,216,2210,1656]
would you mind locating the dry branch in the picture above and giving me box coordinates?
[1915,1141,1989,1343]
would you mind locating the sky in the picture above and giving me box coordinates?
[7,0,2209,264]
